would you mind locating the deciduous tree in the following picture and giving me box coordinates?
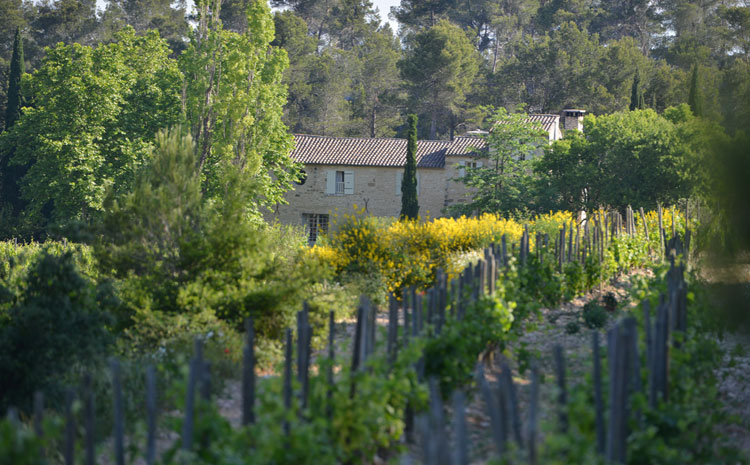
[181,0,298,208]
[537,109,702,212]
[0,28,182,236]
[450,107,547,216]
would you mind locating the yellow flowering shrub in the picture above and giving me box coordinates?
[309,208,689,297]
[311,210,578,295]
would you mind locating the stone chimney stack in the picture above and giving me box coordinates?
[562,109,586,131]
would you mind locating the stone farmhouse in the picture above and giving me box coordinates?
[267,110,585,244]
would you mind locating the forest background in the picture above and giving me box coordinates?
[1,0,749,141]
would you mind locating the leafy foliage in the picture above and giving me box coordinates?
[449,106,548,217]
[537,109,705,212]
[0,27,182,237]
[96,129,327,359]
[180,0,298,210]
[581,300,608,329]
[399,20,480,139]
[0,250,114,411]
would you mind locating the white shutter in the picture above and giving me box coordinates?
[476,161,483,168]
[396,172,402,195]
[458,161,466,178]
[344,170,354,194]
[416,172,420,195]
[325,170,335,194]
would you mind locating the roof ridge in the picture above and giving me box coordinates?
[293,133,451,144]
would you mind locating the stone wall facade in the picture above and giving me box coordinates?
[267,164,453,226]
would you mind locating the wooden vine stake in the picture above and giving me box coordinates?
[242,317,256,426]
[146,365,157,465]
[111,359,125,465]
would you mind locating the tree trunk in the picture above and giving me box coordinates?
[430,94,438,140]
[492,34,500,73]
[430,109,437,140]
[370,103,377,138]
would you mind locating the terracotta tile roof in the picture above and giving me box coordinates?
[291,113,558,167]
[291,134,451,168]
[494,114,560,132]
[525,114,560,132]
[445,136,487,157]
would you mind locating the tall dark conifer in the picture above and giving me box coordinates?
[5,27,24,130]
[629,68,643,111]
[0,27,26,236]
[688,64,704,117]
[400,114,419,220]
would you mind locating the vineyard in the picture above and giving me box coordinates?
[2,206,745,465]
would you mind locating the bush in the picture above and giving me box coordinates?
[96,129,334,365]
[563,261,586,300]
[0,251,114,412]
[565,320,581,334]
[603,292,618,312]
[581,300,608,329]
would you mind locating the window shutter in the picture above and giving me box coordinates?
[416,172,420,195]
[396,172,402,195]
[325,170,335,194]
[476,161,483,168]
[344,170,354,194]
[458,161,466,178]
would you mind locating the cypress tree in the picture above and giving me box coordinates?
[0,27,27,235]
[5,27,24,130]
[688,64,704,117]
[629,69,643,111]
[400,114,419,220]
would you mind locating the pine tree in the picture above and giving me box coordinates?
[400,114,419,220]
[629,68,643,111]
[5,27,24,130]
[688,64,704,117]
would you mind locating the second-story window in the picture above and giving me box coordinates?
[335,170,345,194]
[326,170,354,195]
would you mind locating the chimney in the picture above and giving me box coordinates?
[562,109,586,132]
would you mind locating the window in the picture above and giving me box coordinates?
[303,213,329,245]
[294,169,307,186]
[336,171,345,194]
[326,170,354,194]
[458,160,482,177]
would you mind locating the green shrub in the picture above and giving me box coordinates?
[602,292,618,312]
[424,290,515,394]
[582,301,608,329]
[565,320,581,334]
[563,261,586,300]
[519,253,565,308]
[95,129,334,364]
[0,251,114,412]
[0,414,62,465]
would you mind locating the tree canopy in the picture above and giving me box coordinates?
[536,107,710,212]
[449,107,548,216]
